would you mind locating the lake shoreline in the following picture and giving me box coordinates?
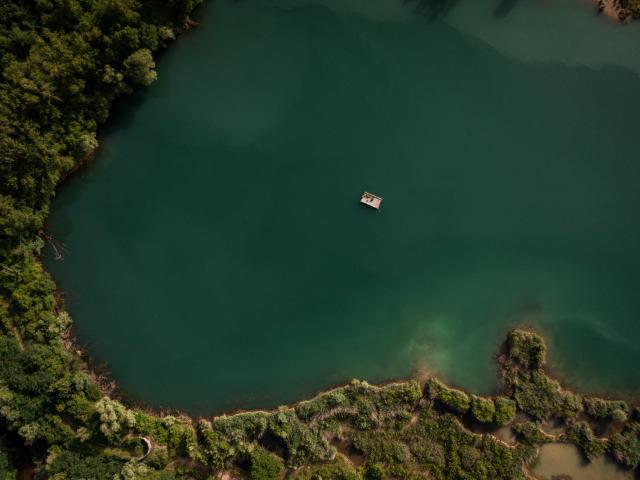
[595,0,639,22]
[4,0,640,477]
[117,329,640,479]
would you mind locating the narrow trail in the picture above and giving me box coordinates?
[12,325,25,352]
[2,298,25,352]
[309,407,358,427]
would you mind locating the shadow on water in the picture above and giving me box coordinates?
[493,0,521,18]
[404,0,460,19]
[405,0,523,20]
[98,87,148,139]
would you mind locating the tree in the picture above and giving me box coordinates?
[123,48,157,85]
[95,397,136,440]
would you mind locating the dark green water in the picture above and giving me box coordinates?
[46,0,640,414]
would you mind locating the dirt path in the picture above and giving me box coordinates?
[12,325,25,352]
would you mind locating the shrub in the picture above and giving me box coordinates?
[426,378,470,415]
[458,444,482,471]
[46,449,124,478]
[213,412,269,443]
[565,422,605,461]
[288,462,359,480]
[364,463,384,479]
[116,461,151,480]
[507,330,546,368]
[494,397,516,425]
[198,420,234,470]
[513,422,548,445]
[250,448,284,480]
[378,381,422,407]
[144,446,169,470]
[407,436,445,466]
[352,431,411,464]
[267,407,332,464]
[295,389,349,421]
[133,411,167,443]
[583,397,628,422]
[471,396,495,424]
[608,422,640,469]
[514,371,581,421]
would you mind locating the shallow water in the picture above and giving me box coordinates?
[46,0,640,413]
[532,443,633,480]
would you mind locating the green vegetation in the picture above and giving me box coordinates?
[609,417,640,469]
[512,422,550,445]
[425,378,470,414]
[0,448,15,480]
[500,331,582,422]
[0,0,639,477]
[493,397,516,426]
[563,422,606,461]
[470,396,496,424]
[0,0,201,476]
[584,396,629,422]
[506,329,547,369]
[14,326,636,479]
[249,448,284,480]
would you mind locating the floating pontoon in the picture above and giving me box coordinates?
[360,191,383,210]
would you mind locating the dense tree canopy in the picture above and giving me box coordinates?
[0,0,200,476]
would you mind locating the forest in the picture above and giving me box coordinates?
[0,0,201,477]
[1,0,640,479]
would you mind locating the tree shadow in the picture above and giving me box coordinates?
[404,0,460,20]
[493,0,521,18]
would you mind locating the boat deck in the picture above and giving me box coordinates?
[360,192,383,210]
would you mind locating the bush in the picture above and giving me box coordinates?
[378,381,422,407]
[608,422,640,469]
[407,436,445,467]
[426,378,470,415]
[352,431,411,465]
[364,463,384,479]
[295,389,349,421]
[565,422,605,461]
[46,449,124,478]
[471,396,495,424]
[267,407,333,465]
[514,371,581,421]
[198,420,234,470]
[583,397,628,422]
[507,330,546,368]
[250,448,284,480]
[513,422,548,445]
[494,397,516,426]
[287,461,359,480]
[213,412,269,443]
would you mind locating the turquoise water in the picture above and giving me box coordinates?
[46,0,640,414]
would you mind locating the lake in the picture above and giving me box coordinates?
[46,0,640,414]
